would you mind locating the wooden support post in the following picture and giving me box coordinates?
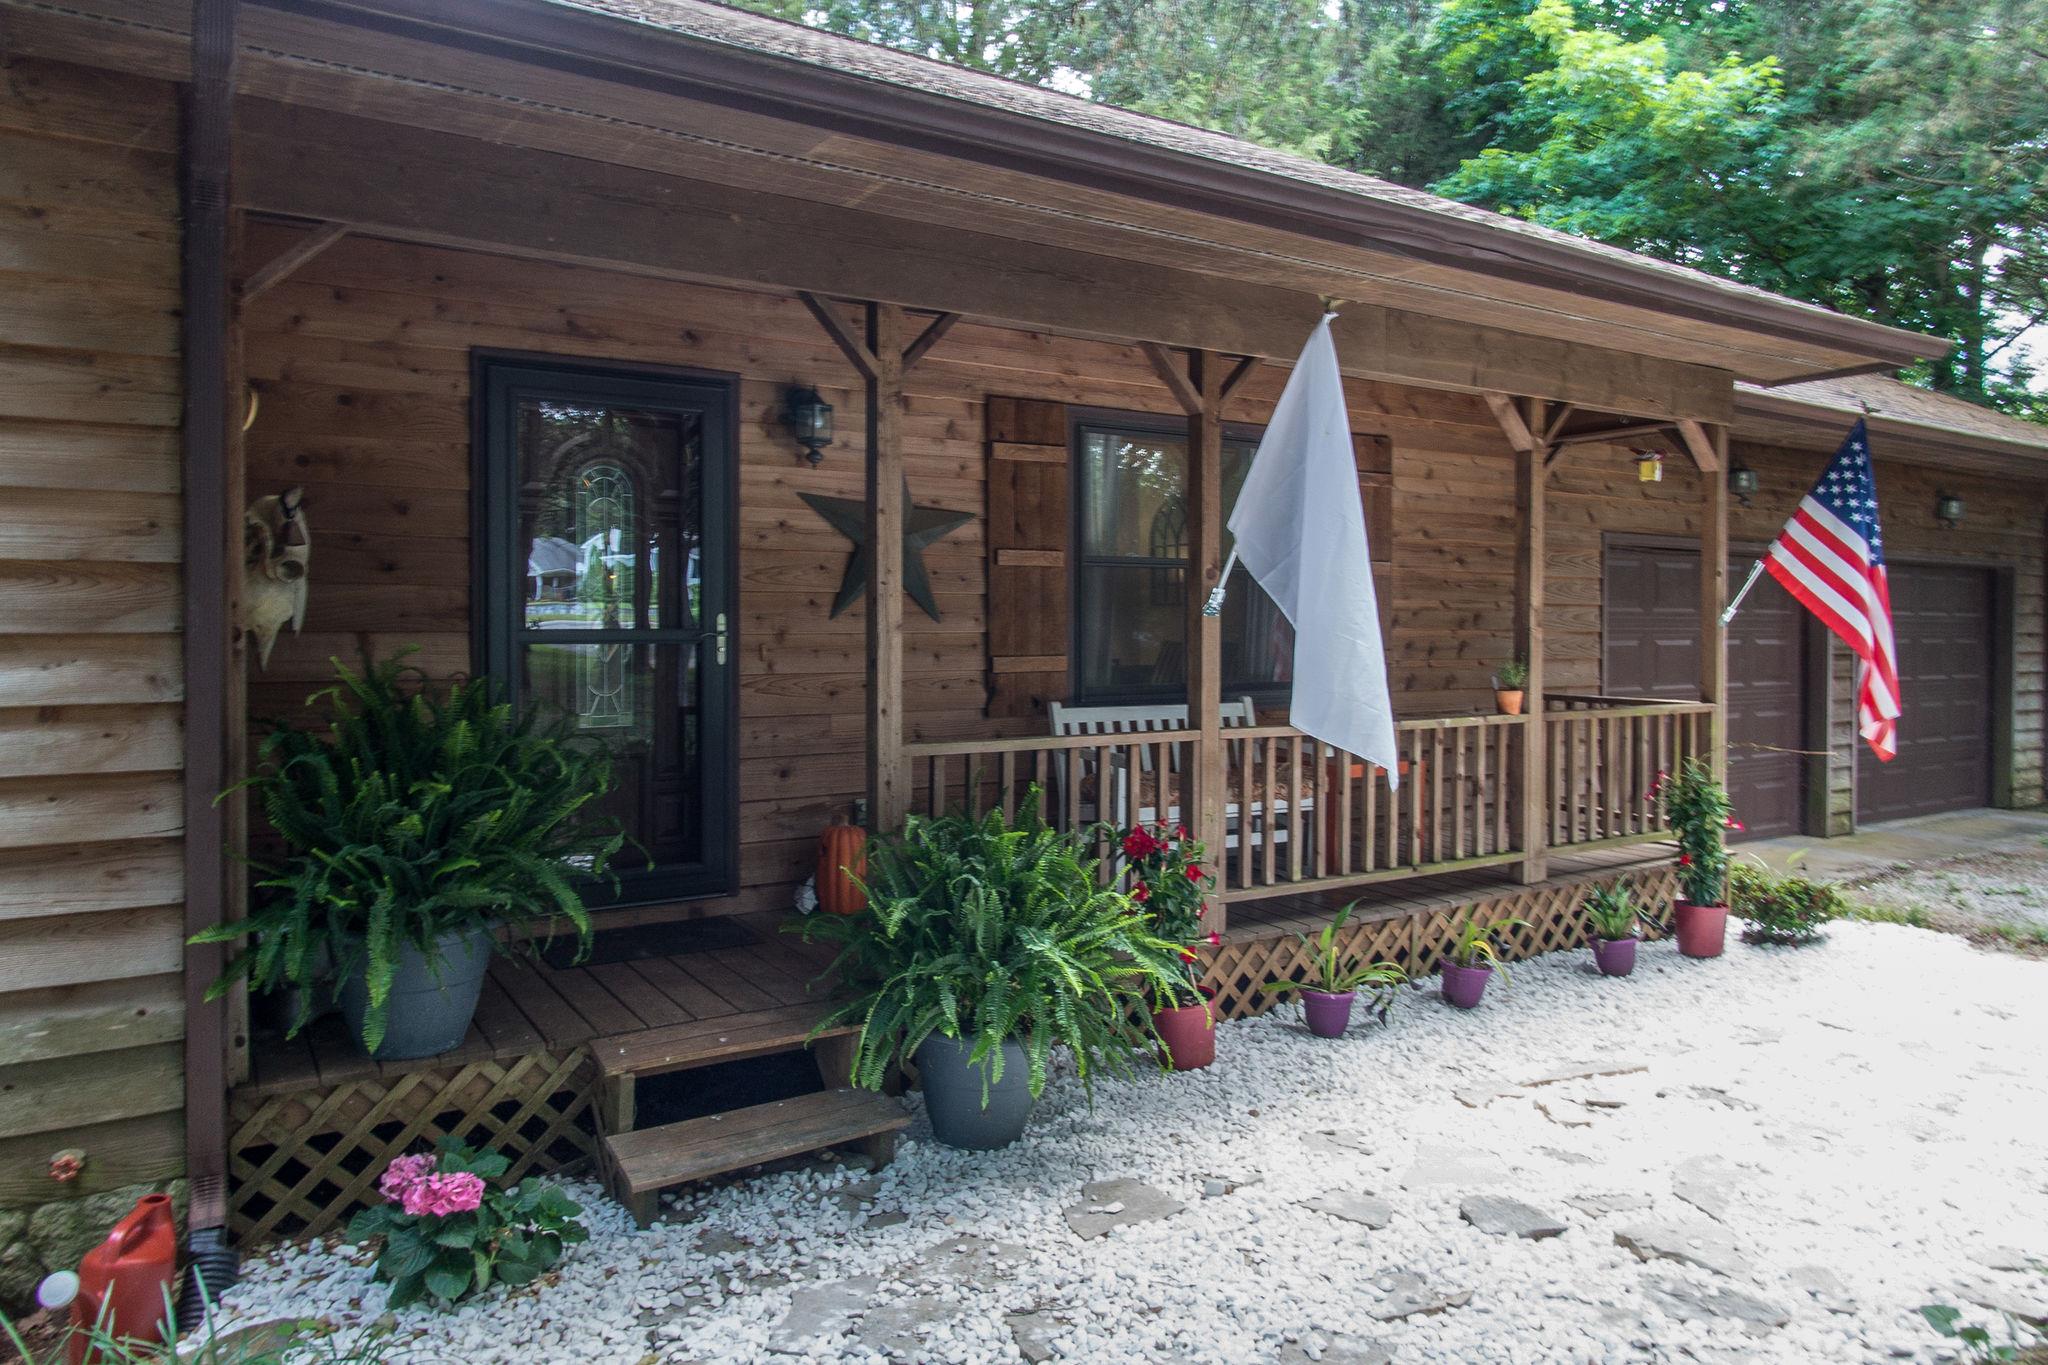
[1700,424,1731,783]
[1492,394,1551,885]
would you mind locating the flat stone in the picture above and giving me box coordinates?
[1518,1060,1648,1088]
[767,1275,879,1353]
[1534,1100,1591,1129]
[1370,1271,1472,1322]
[830,1177,883,1212]
[1960,1279,2048,1328]
[1272,1335,1396,1364]
[909,1234,1030,1284]
[1299,1192,1394,1230]
[1672,1155,1752,1223]
[1062,1179,1183,1239]
[855,1294,951,1358]
[1540,1147,1598,1167]
[1614,1223,1752,1278]
[864,1211,909,1230]
[1459,1195,1567,1240]
[1008,1310,1061,1363]
[1974,1245,2042,1272]
[1582,1094,1627,1110]
[1646,1277,1789,1333]
[1399,1144,1508,1190]
[1301,1129,1376,1157]
[1565,1192,1652,1218]
[1788,1263,1856,1314]
[1453,1084,1522,1109]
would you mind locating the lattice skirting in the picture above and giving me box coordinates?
[1200,864,1680,1021]
[228,1048,599,1243]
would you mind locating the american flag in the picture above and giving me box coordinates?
[1762,419,1900,760]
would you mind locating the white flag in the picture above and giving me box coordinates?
[1226,314,1399,786]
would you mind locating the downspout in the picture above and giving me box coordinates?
[179,0,240,1319]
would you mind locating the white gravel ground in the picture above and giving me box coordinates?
[212,922,2048,1364]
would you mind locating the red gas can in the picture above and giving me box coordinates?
[68,1193,177,1365]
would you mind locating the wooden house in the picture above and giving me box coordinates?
[1,0,2043,1263]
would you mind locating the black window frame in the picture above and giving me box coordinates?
[472,351,741,907]
[1068,406,1293,707]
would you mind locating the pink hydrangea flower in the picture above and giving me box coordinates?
[401,1171,486,1218]
[379,1153,436,1204]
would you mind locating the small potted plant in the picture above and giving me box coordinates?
[349,1137,588,1308]
[1729,858,1846,946]
[1441,917,1526,1008]
[1651,759,1740,958]
[1117,820,1221,1070]
[797,790,1186,1150]
[193,651,627,1059]
[1493,658,1529,716]
[1260,900,1407,1037]
[1582,884,1642,977]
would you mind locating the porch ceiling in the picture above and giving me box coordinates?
[5,0,1942,411]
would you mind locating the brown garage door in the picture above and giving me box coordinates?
[1855,564,1993,824]
[1603,545,1809,839]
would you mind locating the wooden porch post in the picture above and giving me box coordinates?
[1489,394,1551,884]
[1681,421,1730,783]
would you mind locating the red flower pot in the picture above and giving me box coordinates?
[1152,999,1216,1071]
[1674,899,1729,959]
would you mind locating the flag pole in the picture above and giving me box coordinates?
[1719,558,1766,627]
[1202,548,1239,617]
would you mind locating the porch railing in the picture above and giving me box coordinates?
[1542,695,1714,849]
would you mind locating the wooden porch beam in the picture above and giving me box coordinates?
[1484,392,1539,454]
[900,311,962,373]
[1514,398,1550,884]
[239,219,350,301]
[1675,418,1724,473]
[1699,423,1731,783]
[1218,354,1259,405]
[1548,421,1675,448]
[799,292,881,382]
[1185,350,1228,933]
[1140,341,1205,416]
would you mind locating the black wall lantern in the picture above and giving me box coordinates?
[781,384,834,465]
[1935,490,1965,528]
[1729,461,1759,507]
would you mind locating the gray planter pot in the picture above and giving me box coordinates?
[339,924,495,1060]
[914,1036,1035,1151]
[255,940,338,1035]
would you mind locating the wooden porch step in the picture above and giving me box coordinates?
[603,1087,908,1227]
[592,1002,856,1083]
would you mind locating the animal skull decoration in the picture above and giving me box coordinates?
[243,486,310,668]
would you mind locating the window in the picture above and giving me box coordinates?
[1074,418,1295,701]
[477,358,737,905]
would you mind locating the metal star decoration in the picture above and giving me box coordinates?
[799,483,972,622]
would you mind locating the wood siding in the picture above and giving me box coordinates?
[0,57,186,1206]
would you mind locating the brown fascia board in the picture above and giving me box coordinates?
[254,0,1946,375]
[1735,388,2048,478]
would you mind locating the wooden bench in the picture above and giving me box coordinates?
[603,1088,908,1228]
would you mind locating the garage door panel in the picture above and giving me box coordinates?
[1856,564,1991,824]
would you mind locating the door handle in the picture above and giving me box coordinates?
[714,612,728,665]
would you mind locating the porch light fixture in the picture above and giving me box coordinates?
[781,384,835,465]
[1633,449,1664,483]
[1935,490,1965,527]
[1729,461,1759,506]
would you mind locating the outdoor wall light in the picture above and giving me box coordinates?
[781,384,835,465]
[1729,462,1759,506]
[1935,490,1965,527]
[1633,449,1664,483]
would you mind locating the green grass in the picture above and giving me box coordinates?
[1844,901,1937,929]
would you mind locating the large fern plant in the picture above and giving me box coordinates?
[795,790,1188,1102]
[193,650,625,1051]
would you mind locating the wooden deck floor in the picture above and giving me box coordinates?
[240,912,841,1098]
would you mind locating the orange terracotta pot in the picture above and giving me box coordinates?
[1495,689,1525,717]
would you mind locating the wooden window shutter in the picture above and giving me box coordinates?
[985,396,1069,719]
[1354,432,1394,632]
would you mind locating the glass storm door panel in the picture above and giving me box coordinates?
[479,359,736,904]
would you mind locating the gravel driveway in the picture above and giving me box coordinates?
[214,922,2048,1364]
[1846,845,2048,948]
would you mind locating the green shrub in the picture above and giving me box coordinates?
[1730,862,1846,946]
[193,650,627,1052]
[795,790,1189,1101]
[1653,759,1735,907]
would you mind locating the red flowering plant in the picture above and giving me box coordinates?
[1647,759,1737,909]
[347,1136,587,1309]
[1108,820,1218,1007]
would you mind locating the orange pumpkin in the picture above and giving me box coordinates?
[816,821,868,916]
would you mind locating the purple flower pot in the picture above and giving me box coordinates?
[1300,989,1356,1038]
[1440,962,1492,1010]
[1592,937,1638,978]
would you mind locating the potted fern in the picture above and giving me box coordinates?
[1651,759,1740,958]
[1583,884,1642,977]
[797,790,1187,1150]
[194,651,625,1059]
[1440,917,1526,1009]
[1493,658,1529,716]
[1260,901,1407,1038]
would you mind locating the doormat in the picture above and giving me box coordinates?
[541,917,758,969]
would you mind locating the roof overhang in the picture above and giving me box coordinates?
[1734,386,2048,479]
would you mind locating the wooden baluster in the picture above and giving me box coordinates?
[1499,722,1514,853]
[1336,748,1353,877]
[1408,742,1424,869]
[1284,733,1301,881]
[1563,718,1579,845]
[1453,729,1470,860]
[999,750,1017,823]
[1125,741,1144,829]
[1472,724,1489,856]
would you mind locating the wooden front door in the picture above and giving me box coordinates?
[1603,544,1810,839]
[1855,563,1994,824]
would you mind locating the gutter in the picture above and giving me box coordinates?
[255,0,1948,372]
[1734,386,2048,476]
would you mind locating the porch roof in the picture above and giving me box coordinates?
[1734,374,2048,476]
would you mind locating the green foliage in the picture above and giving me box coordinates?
[1494,657,1529,690]
[1582,883,1642,941]
[1730,860,1846,945]
[347,1138,588,1311]
[1110,819,1216,1005]
[794,790,1190,1102]
[192,650,626,1052]
[1917,1303,2031,1362]
[1654,759,1733,907]
[4,1293,404,1364]
[1260,901,1409,1024]
[1449,917,1527,983]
